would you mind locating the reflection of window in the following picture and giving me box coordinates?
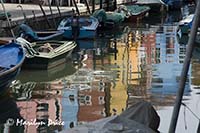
[69,95,75,102]
[152,78,163,83]
[69,122,74,128]
[85,95,92,105]
[98,96,105,105]
[166,49,174,54]
[156,48,161,64]
[101,108,106,117]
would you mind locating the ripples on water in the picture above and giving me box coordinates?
[1,9,200,133]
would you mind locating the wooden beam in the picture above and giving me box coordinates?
[72,0,80,16]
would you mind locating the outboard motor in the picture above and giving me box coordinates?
[71,16,80,40]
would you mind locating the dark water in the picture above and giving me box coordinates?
[1,7,200,133]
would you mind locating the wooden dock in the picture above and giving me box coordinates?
[0,3,88,29]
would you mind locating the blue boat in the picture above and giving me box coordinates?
[57,16,99,39]
[19,24,64,42]
[177,14,193,37]
[0,42,25,92]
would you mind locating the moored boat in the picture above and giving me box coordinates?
[177,14,193,37]
[0,42,25,91]
[0,11,11,20]
[19,24,64,42]
[57,16,99,39]
[16,37,77,69]
[93,9,126,28]
[117,5,150,21]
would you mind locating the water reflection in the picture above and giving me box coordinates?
[0,93,24,133]
[6,15,200,132]
[17,61,76,83]
[150,25,190,95]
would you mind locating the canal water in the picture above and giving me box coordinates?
[1,7,200,133]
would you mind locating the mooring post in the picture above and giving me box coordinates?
[56,3,62,18]
[72,0,80,16]
[113,0,117,10]
[169,1,200,132]
[32,10,40,27]
[48,0,57,28]
[38,2,51,28]
[0,0,16,40]
[106,0,109,11]
[92,0,95,13]
[100,0,103,9]
[17,5,27,23]
[83,0,91,14]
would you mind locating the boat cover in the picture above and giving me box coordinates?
[92,9,125,24]
[65,101,160,133]
[0,43,24,69]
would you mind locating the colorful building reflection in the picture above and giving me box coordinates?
[151,25,191,95]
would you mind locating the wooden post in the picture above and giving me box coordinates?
[169,0,200,132]
[38,2,51,28]
[92,0,95,13]
[113,0,117,10]
[32,10,40,27]
[72,0,80,16]
[83,0,91,14]
[100,0,103,9]
[0,0,16,40]
[56,3,62,18]
[48,0,57,28]
[17,5,27,23]
[106,0,109,11]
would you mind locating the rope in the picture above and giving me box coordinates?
[16,37,38,57]
[182,102,200,120]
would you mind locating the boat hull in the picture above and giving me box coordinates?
[63,29,96,39]
[0,42,25,92]
[16,38,77,70]
[126,11,149,22]
[58,16,99,39]
[22,47,74,69]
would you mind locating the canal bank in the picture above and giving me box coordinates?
[0,0,166,36]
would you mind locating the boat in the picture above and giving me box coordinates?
[159,0,183,10]
[63,101,160,132]
[57,16,99,39]
[0,11,11,20]
[116,5,150,21]
[177,14,193,37]
[177,31,200,47]
[92,9,126,28]
[0,42,25,91]
[16,37,77,69]
[19,24,64,42]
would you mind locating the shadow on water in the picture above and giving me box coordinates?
[0,92,24,133]
[16,61,77,83]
